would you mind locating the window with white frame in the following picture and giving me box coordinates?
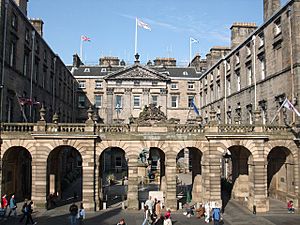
[247,65,252,85]
[171,96,178,108]
[236,70,241,91]
[115,95,122,108]
[23,53,29,76]
[78,95,85,108]
[226,76,231,96]
[95,80,102,89]
[274,17,281,36]
[188,82,195,90]
[260,57,266,80]
[9,42,16,67]
[133,95,141,108]
[170,82,178,89]
[151,95,158,106]
[78,81,86,89]
[94,95,102,108]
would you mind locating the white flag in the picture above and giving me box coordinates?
[137,18,151,31]
[190,37,198,44]
[282,98,300,116]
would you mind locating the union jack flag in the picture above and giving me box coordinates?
[81,35,91,42]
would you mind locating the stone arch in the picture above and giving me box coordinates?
[2,146,32,201]
[46,145,83,208]
[2,140,35,155]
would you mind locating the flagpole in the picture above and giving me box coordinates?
[270,98,286,124]
[80,37,83,60]
[135,18,138,55]
[189,37,192,65]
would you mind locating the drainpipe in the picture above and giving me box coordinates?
[252,35,257,111]
[223,57,227,124]
[29,30,36,122]
[288,6,295,123]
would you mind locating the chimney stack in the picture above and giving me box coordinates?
[230,22,257,49]
[14,0,28,15]
[29,18,44,37]
[264,0,281,21]
[73,54,83,68]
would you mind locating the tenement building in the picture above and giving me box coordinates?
[0,0,77,123]
[0,0,299,214]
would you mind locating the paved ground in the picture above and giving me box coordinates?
[1,198,299,225]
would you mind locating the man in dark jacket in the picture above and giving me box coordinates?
[69,203,78,225]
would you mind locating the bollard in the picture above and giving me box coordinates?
[141,202,145,210]
[103,202,107,210]
[253,205,256,214]
[179,202,182,209]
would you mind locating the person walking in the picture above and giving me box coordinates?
[19,200,28,223]
[116,218,126,225]
[142,205,151,225]
[211,204,221,225]
[204,202,210,223]
[163,214,172,225]
[69,203,78,225]
[25,201,37,225]
[1,194,8,216]
[8,194,17,217]
[77,202,85,225]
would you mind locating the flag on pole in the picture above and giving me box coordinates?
[192,99,200,116]
[282,98,300,116]
[190,37,198,44]
[81,35,91,42]
[137,18,151,31]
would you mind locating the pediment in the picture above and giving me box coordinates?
[104,64,170,81]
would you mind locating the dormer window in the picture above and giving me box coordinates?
[84,68,90,73]
[183,71,188,76]
[101,68,107,72]
[274,17,281,36]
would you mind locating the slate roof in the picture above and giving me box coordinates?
[71,65,125,77]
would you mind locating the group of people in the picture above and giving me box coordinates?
[69,202,86,225]
[183,201,222,224]
[142,197,172,225]
[1,194,37,225]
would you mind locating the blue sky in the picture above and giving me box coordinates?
[28,0,288,66]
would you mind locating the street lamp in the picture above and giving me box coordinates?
[223,150,231,179]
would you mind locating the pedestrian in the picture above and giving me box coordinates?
[142,205,151,225]
[1,194,8,217]
[164,208,171,219]
[145,196,154,215]
[287,200,295,213]
[117,218,126,225]
[19,200,28,223]
[154,200,161,223]
[69,202,78,225]
[77,202,85,225]
[204,202,210,223]
[211,204,221,225]
[25,201,37,225]
[8,194,17,217]
[163,214,172,225]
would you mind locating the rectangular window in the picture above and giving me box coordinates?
[216,81,221,99]
[235,53,240,65]
[25,29,30,43]
[226,60,230,71]
[171,96,178,108]
[11,13,18,29]
[23,53,29,76]
[258,33,264,47]
[236,70,241,91]
[9,42,16,67]
[188,82,194,90]
[78,81,85,89]
[188,96,194,108]
[78,95,85,108]
[170,82,178,89]
[260,58,266,80]
[226,77,231,96]
[116,80,122,86]
[34,61,39,83]
[134,81,140,86]
[115,95,122,108]
[274,17,281,36]
[115,156,122,167]
[210,86,214,102]
[95,95,102,108]
[133,95,141,108]
[247,66,252,85]
[152,95,158,106]
[95,81,102,89]
[246,43,251,56]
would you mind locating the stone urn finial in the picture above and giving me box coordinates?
[253,110,261,124]
[39,105,46,121]
[87,106,93,121]
[52,112,59,124]
[209,108,217,122]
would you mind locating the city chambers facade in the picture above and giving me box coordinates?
[0,0,299,212]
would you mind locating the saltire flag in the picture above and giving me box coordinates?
[192,99,200,116]
[190,37,198,44]
[282,98,300,116]
[137,18,151,31]
[81,35,91,42]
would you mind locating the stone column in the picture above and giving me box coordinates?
[106,88,114,124]
[127,157,139,210]
[165,153,177,210]
[31,144,47,208]
[184,148,189,173]
[143,88,150,106]
[81,141,97,211]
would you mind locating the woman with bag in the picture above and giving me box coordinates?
[77,203,85,225]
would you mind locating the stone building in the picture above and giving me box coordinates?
[0,0,77,123]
